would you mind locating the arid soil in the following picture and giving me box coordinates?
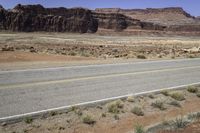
[1,86,200,133]
[0,51,95,63]
[1,33,200,61]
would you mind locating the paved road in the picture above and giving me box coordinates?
[0,58,200,119]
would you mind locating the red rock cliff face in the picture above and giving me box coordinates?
[95,7,195,25]
[0,4,98,33]
[92,12,166,31]
[95,7,200,32]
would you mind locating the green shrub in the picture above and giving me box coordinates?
[169,101,181,108]
[187,86,198,93]
[75,109,82,116]
[161,90,169,96]
[137,55,146,59]
[151,100,166,110]
[24,117,33,124]
[134,124,145,133]
[170,92,185,101]
[188,55,196,58]
[82,115,96,125]
[69,106,78,112]
[197,93,200,98]
[107,100,124,114]
[173,117,187,129]
[50,111,57,116]
[101,113,106,117]
[68,52,76,56]
[148,94,155,99]
[131,107,144,116]
[196,112,200,120]
[188,112,200,121]
[114,114,119,120]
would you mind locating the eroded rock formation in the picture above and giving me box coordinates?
[0,4,98,33]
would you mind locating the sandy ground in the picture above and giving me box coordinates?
[0,51,155,70]
[0,51,95,63]
[0,32,200,70]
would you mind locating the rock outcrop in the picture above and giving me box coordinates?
[92,12,141,31]
[92,12,166,31]
[95,7,200,32]
[0,4,98,33]
[95,7,195,25]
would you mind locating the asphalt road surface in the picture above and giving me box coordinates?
[0,58,200,120]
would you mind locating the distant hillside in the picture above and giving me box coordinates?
[95,7,198,26]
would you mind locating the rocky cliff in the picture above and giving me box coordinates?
[95,7,196,25]
[92,12,166,31]
[0,4,98,33]
[95,7,200,32]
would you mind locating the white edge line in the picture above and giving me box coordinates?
[0,58,200,74]
[0,82,200,122]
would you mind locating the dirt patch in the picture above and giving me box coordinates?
[0,51,94,63]
[1,86,200,133]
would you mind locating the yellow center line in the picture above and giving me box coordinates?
[0,65,200,90]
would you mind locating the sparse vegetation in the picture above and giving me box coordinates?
[114,114,119,120]
[58,126,65,130]
[197,93,200,98]
[148,94,155,99]
[170,92,185,101]
[172,116,187,129]
[50,111,57,116]
[188,112,200,121]
[196,112,200,120]
[68,51,76,56]
[82,115,96,125]
[169,101,181,108]
[188,55,196,58]
[69,106,78,112]
[134,124,145,133]
[137,55,147,59]
[75,109,83,116]
[107,100,124,114]
[101,113,106,117]
[24,117,33,124]
[161,90,169,96]
[131,106,144,116]
[162,119,170,126]
[127,96,134,102]
[151,100,166,110]
[187,86,198,93]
